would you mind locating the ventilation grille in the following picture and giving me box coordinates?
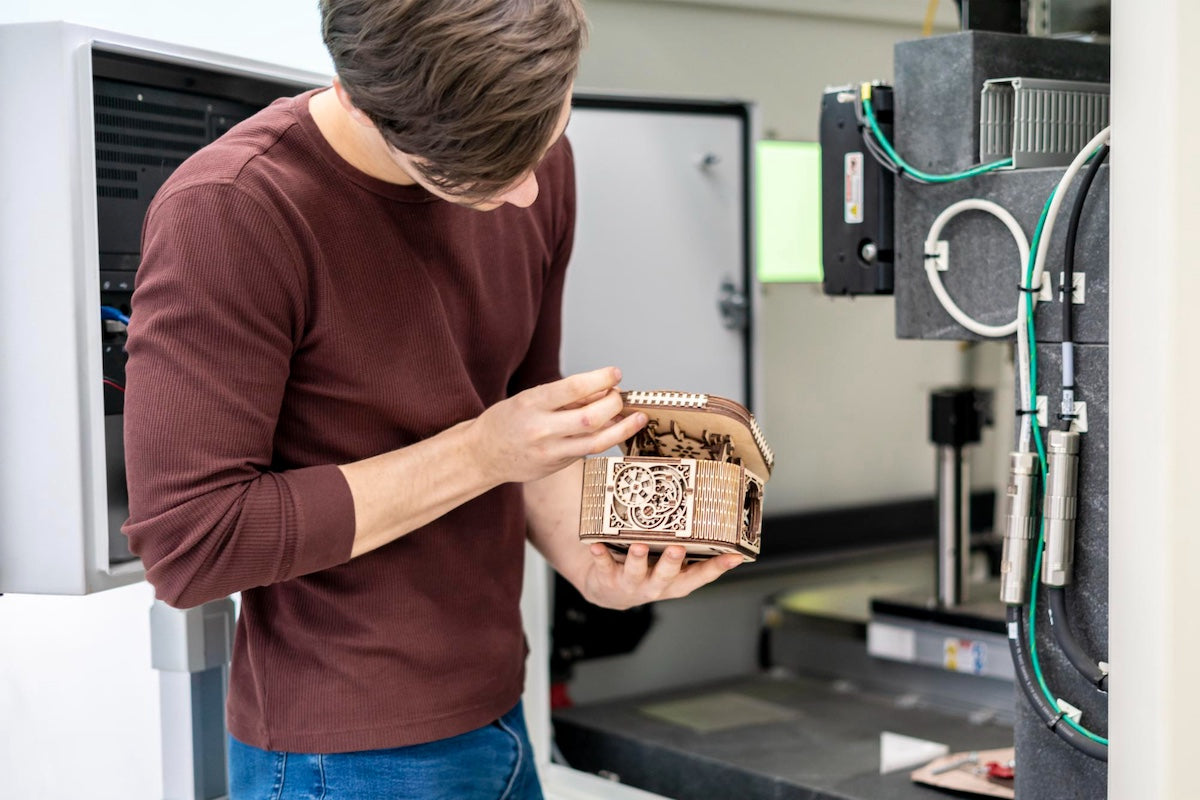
[980,78,1109,169]
[92,81,253,201]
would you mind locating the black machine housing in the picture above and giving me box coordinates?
[820,83,894,296]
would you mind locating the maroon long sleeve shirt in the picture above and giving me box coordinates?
[122,90,574,752]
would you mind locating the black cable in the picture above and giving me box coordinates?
[852,89,932,185]
[1047,587,1108,691]
[1060,144,1109,431]
[1007,606,1108,761]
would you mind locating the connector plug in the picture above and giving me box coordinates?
[1000,452,1039,605]
[1042,430,1081,587]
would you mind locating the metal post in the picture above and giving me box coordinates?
[929,387,990,609]
[935,444,971,606]
[150,598,236,800]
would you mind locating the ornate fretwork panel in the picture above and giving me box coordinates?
[629,419,737,465]
[605,460,695,534]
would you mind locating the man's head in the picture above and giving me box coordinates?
[320,0,587,204]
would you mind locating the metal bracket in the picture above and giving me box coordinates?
[718,278,749,331]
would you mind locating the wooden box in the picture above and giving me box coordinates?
[579,391,774,562]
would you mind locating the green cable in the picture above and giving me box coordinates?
[1023,190,1109,748]
[861,97,1013,183]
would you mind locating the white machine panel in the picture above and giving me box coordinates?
[0,22,324,594]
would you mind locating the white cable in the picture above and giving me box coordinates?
[1030,127,1112,321]
[923,199,1031,338]
[1015,125,1112,453]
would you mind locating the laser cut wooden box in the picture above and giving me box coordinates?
[579,391,774,562]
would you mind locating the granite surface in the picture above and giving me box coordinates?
[554,674,1013,800]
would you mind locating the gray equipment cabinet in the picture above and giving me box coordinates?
[891,32,1110,800]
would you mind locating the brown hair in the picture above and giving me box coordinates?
[320,0,587,198]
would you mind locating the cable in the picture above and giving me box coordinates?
[1047,588,1108,691]
[1061,143,1109,431]
[1018,164,1109,750]
[1030,142,1112,696]
[859,84,1012,183]
[922,0,940,36]
[923,199,1032,338]
[100,306,131,326]
[103,378,125,393]
[862,131,902,177]
[1016,126,1111,455]
[1028,127,1112,324]
[1007,606,1108,760]
[1015,191,1056,454]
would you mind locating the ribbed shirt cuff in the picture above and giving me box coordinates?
[285,463,357,577]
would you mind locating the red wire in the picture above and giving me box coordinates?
[103,378,125,393]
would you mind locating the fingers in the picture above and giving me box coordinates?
[549,388,624,436]
[588,544,620,579]
[644,546,686,594]
[580,408,647,455]
[560,386,615,411]
[585,543,742,609]
[621,543,651,587]
[539,367,622,410]
[662,553,743,599]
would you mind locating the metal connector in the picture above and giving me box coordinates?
[1000,452,1039,605]
[1042,430,1081,587]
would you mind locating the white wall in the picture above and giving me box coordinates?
[578,0,981,513]
[0,584,159,799]
[0,1,333,75]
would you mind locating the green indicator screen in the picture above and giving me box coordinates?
[756,140,822,283]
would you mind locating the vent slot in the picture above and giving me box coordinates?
[97,167,138,183]
[96,149,185,169]
[95,130,201,153]
[91,74,268,255]
[95,92,207,120]
[95,111,207,138]
[97,186,139,199]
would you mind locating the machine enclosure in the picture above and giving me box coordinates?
[0,22,323,594]
[820,83,894,296]
[890,31,1111,800]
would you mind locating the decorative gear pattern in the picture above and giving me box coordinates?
[610,463,692,531]
[614,465,656,507]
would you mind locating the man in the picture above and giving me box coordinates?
[123,1,743,797]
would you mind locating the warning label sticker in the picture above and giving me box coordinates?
[844,152,864,224]
[943,637,987,675]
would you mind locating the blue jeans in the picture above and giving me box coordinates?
[228,702,543,800]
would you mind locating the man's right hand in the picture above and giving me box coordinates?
[470,367,647,484]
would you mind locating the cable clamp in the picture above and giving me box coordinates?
[1056,699,1084,725]
[1056,413,1079,421]
[1015,408,1039,417]
[1018,283,1044,294]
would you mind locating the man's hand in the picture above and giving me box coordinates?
[471,366,645,484]
[580,543,743,611]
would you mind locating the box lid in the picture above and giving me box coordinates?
[620,391,774,480]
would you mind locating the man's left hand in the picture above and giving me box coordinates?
[580,543,742,610]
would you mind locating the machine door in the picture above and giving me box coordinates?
[562,97,753,407]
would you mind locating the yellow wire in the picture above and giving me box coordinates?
[922,0,940,36]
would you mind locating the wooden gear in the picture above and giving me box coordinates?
[579,391,774,562]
